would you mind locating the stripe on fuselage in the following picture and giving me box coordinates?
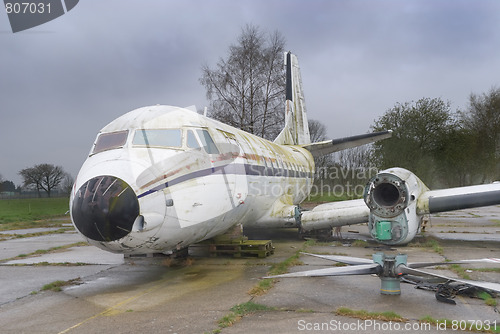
[137,162,312,198]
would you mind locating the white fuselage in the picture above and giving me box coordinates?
[70,105,314,254]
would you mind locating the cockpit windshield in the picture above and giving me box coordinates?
[91,128,219,155]
[187,130,200,149]
[196,129,219,154]
[133,129,182,148]
[92,130,129,155]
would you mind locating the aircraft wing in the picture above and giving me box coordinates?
[297,169,500,245]
[301,130,392,157]
[417,183,500,214]
[300,199,369,231]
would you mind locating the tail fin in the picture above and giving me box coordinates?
[274,52,311,145]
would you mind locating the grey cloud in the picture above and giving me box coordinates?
[1,0,500,185]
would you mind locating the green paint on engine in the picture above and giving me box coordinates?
[375,221,392,241]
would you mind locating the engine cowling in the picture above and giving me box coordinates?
[364,168,429,245]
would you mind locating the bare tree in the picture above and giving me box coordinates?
[308,119,330,176]
[19,164,66,197]
[335,145,375,172]
[19,167,42,197]
[200,24,286,140]
[308,119,328,143]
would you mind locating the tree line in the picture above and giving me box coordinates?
[0,164,73,198]
[372,89,500,187]
[310,91,499,190]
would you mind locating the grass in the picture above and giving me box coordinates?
[248,249,304,296]
[409,237,444,255]
[335,307,406,322]
[41,280,68,292]
[0,228,74,242]
[268,252,303,276]
[478,291,498,307]
[0,197,70,226]
[0,220,72,232]
[490,219,500,226]
[249,278,274,296]
[449,264,472,280]
[217,302,274,329]
[2,242,88,263]
[351,240,369,247]
[41,278,81,292]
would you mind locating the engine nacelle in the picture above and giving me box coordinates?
[364,168,429,245]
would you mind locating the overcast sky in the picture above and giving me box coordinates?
[1,0,499,186]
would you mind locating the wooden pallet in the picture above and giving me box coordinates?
[208,239,274,258]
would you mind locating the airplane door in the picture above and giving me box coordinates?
[161,129,249,230]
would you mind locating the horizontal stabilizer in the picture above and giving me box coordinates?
[302,130,392,157]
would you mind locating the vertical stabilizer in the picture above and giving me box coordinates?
[274,52,311,145]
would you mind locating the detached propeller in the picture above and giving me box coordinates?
[265,252,500,298]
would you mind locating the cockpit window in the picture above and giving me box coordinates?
[92,130,129,155]
[133,129,182,148]
[187,130,200,149]
[196,129,219,154]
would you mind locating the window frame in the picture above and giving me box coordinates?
[186,129,201,149]
[91,130,129,155]
[194,129,220,155]
[132,128,183,149]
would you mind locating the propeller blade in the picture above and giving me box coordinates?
[399,265,500,293]
[301,252,373,265]
[264,263,381,279]
[408,258,500,269]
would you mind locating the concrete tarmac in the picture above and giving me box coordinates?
[0,206,499,333]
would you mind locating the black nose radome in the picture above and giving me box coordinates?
[72,176,139,242]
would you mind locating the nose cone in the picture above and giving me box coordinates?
[71,176,139,242]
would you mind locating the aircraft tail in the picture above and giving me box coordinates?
[274,52,311,145]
